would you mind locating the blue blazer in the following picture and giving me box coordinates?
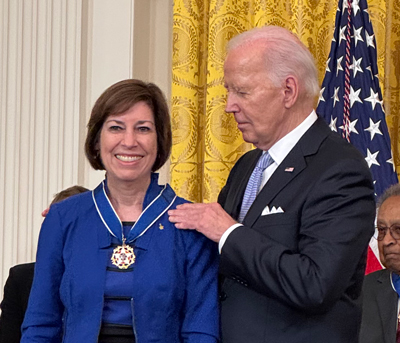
[22,176,219,343]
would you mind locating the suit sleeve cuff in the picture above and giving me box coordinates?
[219,223,243,253]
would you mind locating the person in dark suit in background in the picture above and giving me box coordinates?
[169,25,375,343]
[0,185,88,343]
[360,183,400,343]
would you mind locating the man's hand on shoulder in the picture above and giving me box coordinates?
[168,202,237,242]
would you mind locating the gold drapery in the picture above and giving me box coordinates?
[171,0,400,203]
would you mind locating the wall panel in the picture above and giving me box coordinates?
[0,0,173,302]
[0,0,83,298]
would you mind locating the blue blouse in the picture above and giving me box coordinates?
[102,223,135,327]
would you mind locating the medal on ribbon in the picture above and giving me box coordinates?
[111,239,136,269]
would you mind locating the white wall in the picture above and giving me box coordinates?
[0,0,173,299]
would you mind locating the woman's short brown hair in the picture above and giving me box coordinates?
[85,79,172,171]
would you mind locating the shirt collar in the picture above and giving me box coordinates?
[268,110,318,166]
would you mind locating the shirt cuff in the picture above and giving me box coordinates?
[219,223,243,253]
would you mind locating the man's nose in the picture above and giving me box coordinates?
[225,93,239,114]
[382,228,396,245]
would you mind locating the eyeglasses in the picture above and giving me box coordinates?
[373,224,400,241]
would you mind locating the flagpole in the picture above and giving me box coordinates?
[343,0,352,142]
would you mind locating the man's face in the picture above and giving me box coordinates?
[378,195,400,273]
[223,44,291,151]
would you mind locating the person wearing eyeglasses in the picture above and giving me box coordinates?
[360,183,400,343]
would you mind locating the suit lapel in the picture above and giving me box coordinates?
[243,117,331,228]
[223,149,261,220]
[244,146,306,227]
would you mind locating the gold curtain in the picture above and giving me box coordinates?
[171,0,400,203]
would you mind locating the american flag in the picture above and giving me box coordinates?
[316,0,398,273]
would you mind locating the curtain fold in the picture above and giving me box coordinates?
[171,0,400,203]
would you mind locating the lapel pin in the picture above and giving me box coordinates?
[159,223,164,230]
[284,167,294,172]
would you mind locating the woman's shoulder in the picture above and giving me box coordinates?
[49,190,94,217]
[162,183,191,208]
[172,195,191,207]
[164,187,217,246]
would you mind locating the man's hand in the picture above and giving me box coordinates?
[168,202,237,242]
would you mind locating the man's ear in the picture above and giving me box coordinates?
[283,76,298,109]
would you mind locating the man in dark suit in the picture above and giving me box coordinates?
[0,185,88,343]
[0,263,35,343]
[169,25,375,342]
[360,184,400,343]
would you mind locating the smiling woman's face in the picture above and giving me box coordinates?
[98,101,157,187]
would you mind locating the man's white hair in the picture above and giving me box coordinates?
[377,183,400,208]
[227,26,320,101]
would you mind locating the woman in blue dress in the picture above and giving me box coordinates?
[21,79,220,343]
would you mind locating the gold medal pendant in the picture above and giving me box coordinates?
[111,243,135,269]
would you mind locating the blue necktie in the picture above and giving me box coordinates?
[238,152,274,223]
